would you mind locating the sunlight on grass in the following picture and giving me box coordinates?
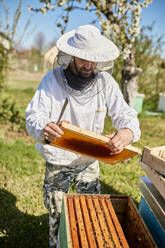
[100,157,146,206]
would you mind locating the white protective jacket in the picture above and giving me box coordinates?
[25,67,141,166]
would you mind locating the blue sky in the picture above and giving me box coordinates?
[1,0,165,56]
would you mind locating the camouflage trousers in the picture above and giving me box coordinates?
[43,160,101,248]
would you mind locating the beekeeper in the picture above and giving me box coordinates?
[25,24,141,248]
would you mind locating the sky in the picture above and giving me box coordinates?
[1,0,165,56]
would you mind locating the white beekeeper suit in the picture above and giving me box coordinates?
[26,67,140,166]
[25,25,141,248]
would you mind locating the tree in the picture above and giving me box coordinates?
[29,0,152,106]
[0,0,31,127]
[0,0,31,88]
[0,33,9,90]
[33,31,47,54]
[134,24,165,107]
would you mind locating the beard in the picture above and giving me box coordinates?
[79,67,93,77]
[64,61,96,91]
[73,59,96,78]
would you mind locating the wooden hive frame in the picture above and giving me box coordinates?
[49,122,141,164]
[59,194,157,248]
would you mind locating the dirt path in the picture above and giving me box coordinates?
[8,69,45,82]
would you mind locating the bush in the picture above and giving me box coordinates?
[0,98,25,131]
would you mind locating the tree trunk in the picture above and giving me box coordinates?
[121,49,142,107]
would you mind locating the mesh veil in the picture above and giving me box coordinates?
[53,51,110,104]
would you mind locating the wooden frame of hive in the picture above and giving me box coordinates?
[49,122,141,164]
[141,146,165,200]
[141,146,165,172]
[59,194,157,248]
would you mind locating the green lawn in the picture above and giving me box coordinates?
[0,71,165,247]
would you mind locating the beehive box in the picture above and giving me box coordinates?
[141,146,165,174]
[139,176,165,243]
[140,162,165,200]
[49,122,141,164]
[141,146,165,200]
[59,194,157,248]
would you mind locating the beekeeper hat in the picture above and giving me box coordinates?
[56,25,119,71]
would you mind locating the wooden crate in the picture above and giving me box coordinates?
[141,146,165,200]
[139,176,165,232]
[141,146,165,173]
[140,162,165,200]
[49,122,141,164]
[59,194,157,248]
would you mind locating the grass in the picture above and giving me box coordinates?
[0,70,165,247]
[0,137,48,247]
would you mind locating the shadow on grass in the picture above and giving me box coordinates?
[0,189,49,248]
[101,180,139,207]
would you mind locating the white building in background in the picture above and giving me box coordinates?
[44,45,58,72]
